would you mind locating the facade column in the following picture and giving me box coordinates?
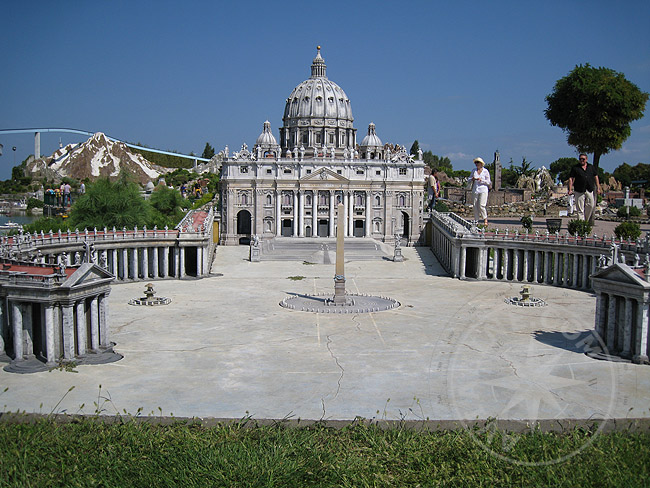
[76,300,87,356]
[89,296,99,351]
[459,246,466,279]
[12,302,23,360]
[606,293,617,352]
[348,191,354,237]
[623,297,633,358]
[312,190,318,237]
[298,190,305,237]
[595,293,607,339]
[329,190,335,237]
[276,190,281,236]
[342,192,349,237]
[292,190,298,237]
[365,191,371,237]
[62,304,75,359]
[98,294,109,348]
[44,304,55,364]
[633,302,649,363]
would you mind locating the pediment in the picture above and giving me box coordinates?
[62,263,115,289]
[592,263,648,288]
[301,168,349,183]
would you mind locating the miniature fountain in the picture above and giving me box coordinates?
[280,204,399,313]
[129,283,171,306]
[504,285,546,307]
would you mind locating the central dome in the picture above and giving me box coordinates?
[279,47,357,157]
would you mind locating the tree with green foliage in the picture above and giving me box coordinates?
[612,162,650,190]
[149,186,186,228]
[549,157,579,184]
[68,172,151,229]
[409,140,420,157]
[201,143,215,160]
[545,64,649,170]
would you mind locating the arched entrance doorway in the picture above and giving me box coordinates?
[237,210,252,244]
[401,211,410,239]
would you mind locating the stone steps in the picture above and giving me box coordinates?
[259,238,390,262]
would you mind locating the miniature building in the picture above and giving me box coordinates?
[0,261,120,373]
[591,262,650,364]
[220,47,425,246]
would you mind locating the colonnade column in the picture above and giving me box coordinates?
[99,294,109,348]
[120,248,127,280]
[89,296,99,352]
[44,304,55,364]
[129,248,136,280]
[163,247,169,278]
[179,248,185,278]
[623,297,633,358]
[459,246,466,280]
[12,302,23,360]
[75,300,87,356]
[634,302,649,363]
[62,304,75,360]
[606,294,617,351]
[142,247,149,279]
[151,247,158,278]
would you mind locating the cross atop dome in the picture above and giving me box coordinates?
[310,45,327,79]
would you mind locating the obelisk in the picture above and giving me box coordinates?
[333,202,347,305]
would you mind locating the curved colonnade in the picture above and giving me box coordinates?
[428,211,650,364]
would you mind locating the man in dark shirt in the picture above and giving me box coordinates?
[568,154,601,224]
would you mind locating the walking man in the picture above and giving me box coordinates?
[568,154,601,224]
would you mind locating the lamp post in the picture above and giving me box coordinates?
[12,146,16,165]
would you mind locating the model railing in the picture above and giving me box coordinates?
[429,211,649,291]
[0,208,216,281]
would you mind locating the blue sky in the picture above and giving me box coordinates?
[1,0,649,181]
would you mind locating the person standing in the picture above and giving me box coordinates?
[63,182,72,206]
[426,170,440,211]
[568,154,601,224]
[468,157,491,227]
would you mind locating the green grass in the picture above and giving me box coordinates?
[0,419,648,487]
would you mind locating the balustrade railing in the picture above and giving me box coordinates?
[429,211,650,291]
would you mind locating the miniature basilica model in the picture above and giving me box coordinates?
[220,47,425,245]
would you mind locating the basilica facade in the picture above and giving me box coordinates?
[220,47,425,246]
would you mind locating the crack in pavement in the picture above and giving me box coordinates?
[326,335,344,398]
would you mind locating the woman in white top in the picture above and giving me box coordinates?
[468,157,491,227]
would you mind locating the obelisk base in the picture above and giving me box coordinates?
[333,275,350,305]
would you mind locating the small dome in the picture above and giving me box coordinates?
[255,120,277,146]
[360,122,382,147]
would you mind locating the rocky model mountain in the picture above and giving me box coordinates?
[26,132,167,185]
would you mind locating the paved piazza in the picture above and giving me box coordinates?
[1,246,648,423]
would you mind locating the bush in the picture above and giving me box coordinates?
[617,206,641,218]
[567,219,593,237]
[26,197,44,210]
[434,200,449,212]
[520,215,533,233]
[614,221,642,240]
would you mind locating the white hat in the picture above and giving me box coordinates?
[473,157,485,166]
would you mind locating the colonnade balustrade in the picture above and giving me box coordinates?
[0,208,215,282]
[429,211,650,292]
